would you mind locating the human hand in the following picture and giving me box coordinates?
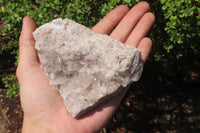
[17,2,155,133]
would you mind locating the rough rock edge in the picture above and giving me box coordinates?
[33,18,143,118]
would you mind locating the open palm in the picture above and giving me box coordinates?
[17,2,155,133]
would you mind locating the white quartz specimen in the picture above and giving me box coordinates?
[33,18,143,118]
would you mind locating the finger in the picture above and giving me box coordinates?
[125,12,155,47]
[92,5,129,34]
[18,16,39,68]
[110,1,150,42]
[137,37,152,63]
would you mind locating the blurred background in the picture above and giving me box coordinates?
[0,0,199,132]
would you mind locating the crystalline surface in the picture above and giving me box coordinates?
[33,18,143,118]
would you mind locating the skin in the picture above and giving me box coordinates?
[16,2,155,133]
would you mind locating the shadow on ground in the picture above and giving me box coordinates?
[106,59,200,133]
[0,51,199,133]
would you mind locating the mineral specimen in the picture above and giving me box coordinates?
[33,18,143,118]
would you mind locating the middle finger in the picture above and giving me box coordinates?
[109,2,150,42]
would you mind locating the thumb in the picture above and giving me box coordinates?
[18,16,39,68]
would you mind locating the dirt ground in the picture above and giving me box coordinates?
[0,61,199,133]
[0,89,22,133]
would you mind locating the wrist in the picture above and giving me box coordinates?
[22,115,55,133]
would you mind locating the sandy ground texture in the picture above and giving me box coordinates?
[0,61,199,133]
[0,89,22,133]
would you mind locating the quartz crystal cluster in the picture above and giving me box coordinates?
[33,18,143,118]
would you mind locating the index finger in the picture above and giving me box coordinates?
[92,5,129,34]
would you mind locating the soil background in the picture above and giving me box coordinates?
[0,59,199,133]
